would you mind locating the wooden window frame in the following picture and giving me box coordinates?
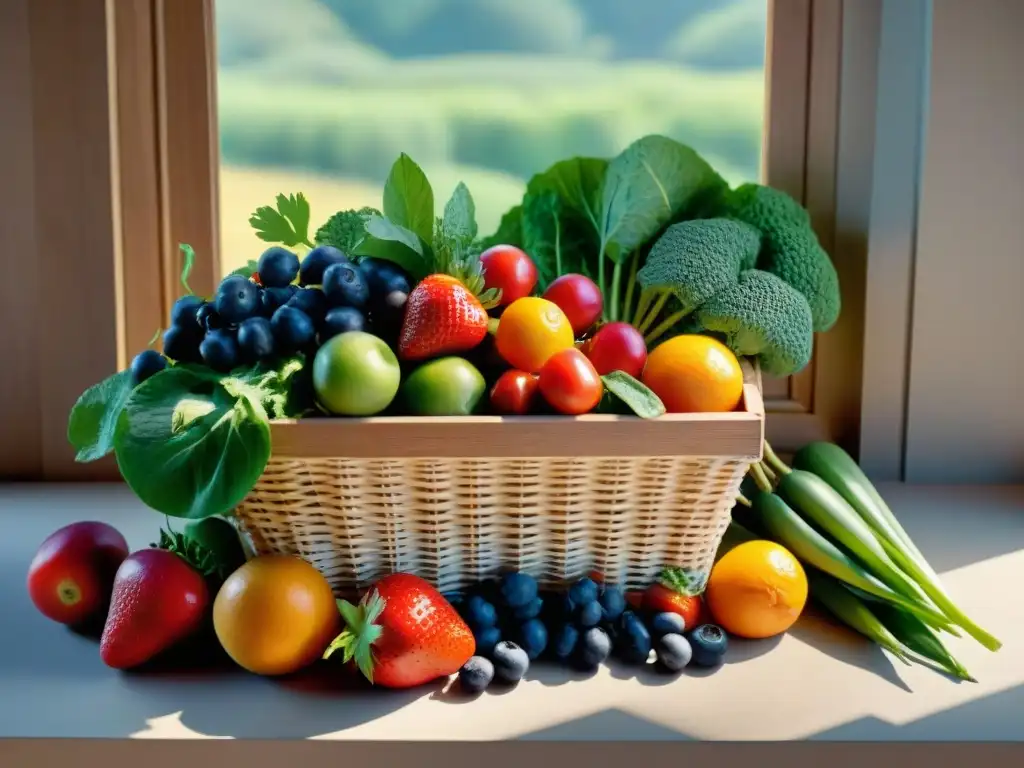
[2,0,873,479]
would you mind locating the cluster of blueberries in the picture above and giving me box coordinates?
[129,245,412,385]
[448,572,730,695]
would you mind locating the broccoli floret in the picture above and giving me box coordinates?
[694,269,814,377]
[631,218,761,345]
[719,184,840,332]
[313,206,381,254]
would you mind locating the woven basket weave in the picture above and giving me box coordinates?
[233,362,764,596]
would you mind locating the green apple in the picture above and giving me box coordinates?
[312,331,401,416]
[401,357,486,416]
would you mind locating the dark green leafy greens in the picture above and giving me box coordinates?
[314,207,381,254]
[382,153,435,244]
[67,370,135,462]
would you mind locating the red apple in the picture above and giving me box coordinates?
[27,521,130,626]
[583,321,648,379]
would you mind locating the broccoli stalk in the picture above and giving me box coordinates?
[694,269,815,377]
[631,218,762,347]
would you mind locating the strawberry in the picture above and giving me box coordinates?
[641,567,708,630]
[99,547,210,670]
[398,274,490,360]
[323,572,475,689]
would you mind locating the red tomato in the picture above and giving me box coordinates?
[583,322,648,378]
[490,370,540,415]
[538,348,603,415]
[542,274,603,335]
[27,521,130,626]
[642,584,705,630]
[480,245,538,306]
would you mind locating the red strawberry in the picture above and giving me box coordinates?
[323,572,475,689]
[398,274,489,360]
[100,548,209,670]
[641,567,707,629]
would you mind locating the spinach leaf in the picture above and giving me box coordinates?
[481,204,523,249]
[601,371,666,419]
[441,182,478,246]
[355,215,431,281]
[382,153,435,246]
[526,156,608,228]
[67,369,134,462]
[114,366,271,520]
[521,191,596,291]
[598,135,726,263]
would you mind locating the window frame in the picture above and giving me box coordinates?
[3,0,879,479]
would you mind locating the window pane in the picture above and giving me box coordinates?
[215,0,768,276]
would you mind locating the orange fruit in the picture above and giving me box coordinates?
[704,540,808,639]
[641,334,744,413]
[213,555,339,676]
[495,297,576,372]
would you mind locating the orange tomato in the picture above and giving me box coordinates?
[704,540,808,639]
[213,555,339,676]
[641,334,744,413]
[495,297,576,372]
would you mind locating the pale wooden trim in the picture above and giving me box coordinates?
[154,0,221,305]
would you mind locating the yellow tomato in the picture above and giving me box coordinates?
[495,297,576,373]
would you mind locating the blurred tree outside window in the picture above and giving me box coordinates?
[215,0,768,275]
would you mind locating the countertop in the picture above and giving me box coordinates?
[1,482,1022,743]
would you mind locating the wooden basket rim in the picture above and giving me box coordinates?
[266,361,764,460]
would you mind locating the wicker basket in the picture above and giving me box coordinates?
[232,362,764,596]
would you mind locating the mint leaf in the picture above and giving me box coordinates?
[600,371,666,419]
[441,182,477,245]
[249,193,313,248]
[355,215,431,281]
[113,366,272,519]
[179,244,196,294]
[67,369,134,462]
[382,153,434,246]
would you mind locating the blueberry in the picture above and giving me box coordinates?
[170,294,205,332]
[215,275,260,323]
[476,626,502,657]
[441,591,465,608]
[162,325,201,363]
[200,329,240,372]
[257,246,300,288]
[129,349,167,385]
[491,641,530,683]
[515,619,548,660]
[237,316,276,363]
[512,596,544,621]
[577,600,603,628]
[260,285,298,317]
[688,624,729,667]
[617,611,653,664]
[270,305,316,353]
[599,585,626,622]
[578,627,612,668]
[650,612,687,638]
[360,257,411,296]
[322,262,369,309]
[287,287,328,325]
[568,577,599,607]
[552,624,580,659]
[464,596,498,631]
[196,303,224,331]
[368,290,408,340]
[499,572,538,608]
[321,306,366,341]
[458,656,495,694]
[299,245,349,286]
[655,633,693,672]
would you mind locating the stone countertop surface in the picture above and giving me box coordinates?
[1,482,1022,743]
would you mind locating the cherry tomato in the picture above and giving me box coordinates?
[538,348,603,415]
[480,245,538,306]
[582,322,648,378]
[489,370,540,415]
[542,274,603,335]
